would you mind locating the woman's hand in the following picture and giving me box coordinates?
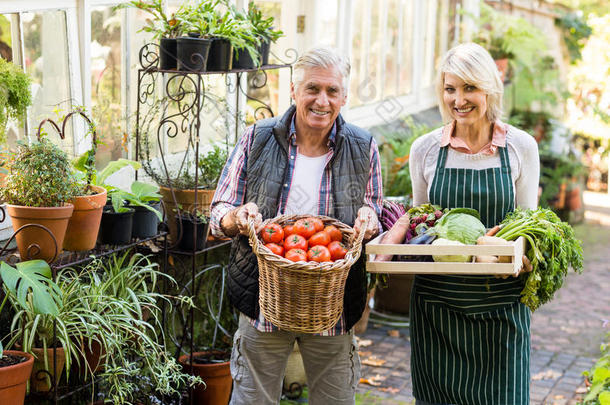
[496,255,533,279]
[374,213,410,262]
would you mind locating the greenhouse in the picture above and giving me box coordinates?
[0,0,608,404]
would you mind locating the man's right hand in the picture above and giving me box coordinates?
[221,202,263,237]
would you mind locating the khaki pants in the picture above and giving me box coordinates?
[229,313,361,405]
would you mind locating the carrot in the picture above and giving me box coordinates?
[485,225,501,236]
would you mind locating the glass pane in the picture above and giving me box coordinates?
[91,6,125,170]
[252,2,282,65]
[398,0,414,94]
[350,0,380,107]
[421,0,438,86]
[383,0,400,98]
[22,10,72,152]
[317,0,338,48]
[0,13,24,150]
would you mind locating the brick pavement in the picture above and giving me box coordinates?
[355,197,610,404]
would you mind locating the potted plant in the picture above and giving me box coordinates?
[0,137,79,262]
[157,144,228,244]
[49,109,109,252]
[232,2,283,69]
[176,209,209,251]
[59,252,203,402]
[175,1,216,72]
[0,59,32,145]
[115,0,186,70]
[0,259,61,404]
[117,181,163,239]
[177,265,235,405]
[470,3,546,82]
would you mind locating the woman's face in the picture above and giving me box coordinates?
[443,73,488,126]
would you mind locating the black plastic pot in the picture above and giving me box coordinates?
[177,214,208,251]
[130,201,161,239]
[206,38,233,71]
[99,207,134,245]
[177,36,212,72]
[233,38,270,69]
[159,38,177,70]
[260,39,271,66]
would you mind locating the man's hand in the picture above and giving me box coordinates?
[353,206,379,240]
[221,202,263,237]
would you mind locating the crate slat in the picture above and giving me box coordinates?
[365,232,525,275]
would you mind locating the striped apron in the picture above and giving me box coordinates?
[411,146,530,404]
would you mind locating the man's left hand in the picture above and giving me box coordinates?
[353,206,379,240]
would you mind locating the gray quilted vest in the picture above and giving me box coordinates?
[227,105,372,330]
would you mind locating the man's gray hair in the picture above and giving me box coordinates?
[292,47,351,94]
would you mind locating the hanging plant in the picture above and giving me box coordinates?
[0,59,32,144]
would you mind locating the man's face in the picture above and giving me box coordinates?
[290,66,347,135]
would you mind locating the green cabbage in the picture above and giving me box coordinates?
[431,238,471,262]
[432,211,486,245]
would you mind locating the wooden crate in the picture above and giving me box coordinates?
[365,232,525,275]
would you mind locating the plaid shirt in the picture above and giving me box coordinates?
[210,115,383,335]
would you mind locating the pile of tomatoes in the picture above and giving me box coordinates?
[260,217,348,263]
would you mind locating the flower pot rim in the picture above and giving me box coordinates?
[0,350,34,371]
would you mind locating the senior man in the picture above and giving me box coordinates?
[210,46,383,405]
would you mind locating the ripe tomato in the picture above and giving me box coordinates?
[308,231,330,247]
[265,243,284,257]
[324,225,343,242]
[308,217,325,232]
[261,223,284,244]
[307,245,332,262]
[294,219,316,239]
[285,248,307,262]
[284,234,308,251]
[284,224,296,237]
[328,241,347,261]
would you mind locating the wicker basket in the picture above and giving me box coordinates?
[248,214,367,333]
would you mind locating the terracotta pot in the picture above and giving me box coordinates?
[30,346,66,393]
[159,186,215,243]
[179,351,231,405]
[83,339,105,374]
[354,287,376,335]
[567,187,582,211]
[374,275,414,315]
[494,58,509,82]
[5,204,74,262]
[0,350,34,405]
[63,185,107,251]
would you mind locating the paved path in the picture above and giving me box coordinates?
[355,192,610,404]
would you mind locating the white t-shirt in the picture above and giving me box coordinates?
[284,152,329,215]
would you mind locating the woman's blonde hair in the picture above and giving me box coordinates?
[436,42,504,123]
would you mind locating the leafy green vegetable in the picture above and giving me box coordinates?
[431,210,486,245]
[431,238,471,262]
[495,207,583,312]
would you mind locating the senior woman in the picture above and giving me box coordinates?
[383,43,539,404]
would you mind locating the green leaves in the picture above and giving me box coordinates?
[0,138,79,207]
[0,58,32,143]
[0,260,62,316]
[496,207,584,312]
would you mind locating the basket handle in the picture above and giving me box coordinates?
[346,218,369,262]
[247,218,262,251]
